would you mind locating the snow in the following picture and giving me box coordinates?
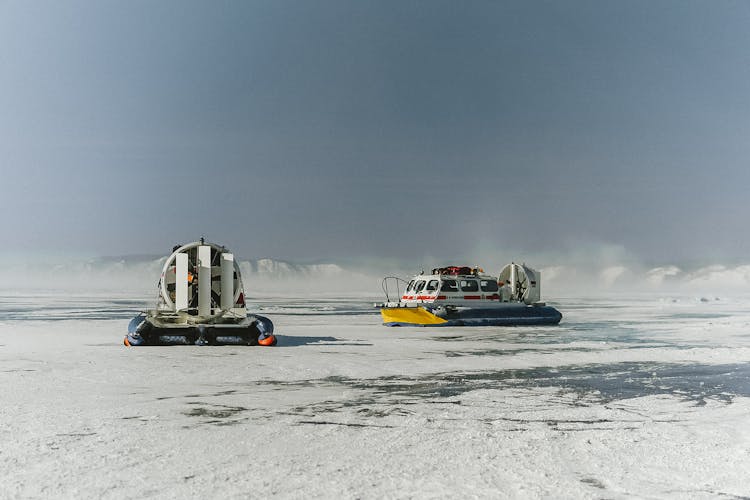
[1,291,750,498]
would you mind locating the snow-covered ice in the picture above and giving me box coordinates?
[2,291,750,498]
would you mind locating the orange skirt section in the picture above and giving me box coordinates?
[257,335,277,346]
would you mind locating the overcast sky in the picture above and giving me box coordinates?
[2,0,749,265]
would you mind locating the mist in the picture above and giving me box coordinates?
[2,242,748,301]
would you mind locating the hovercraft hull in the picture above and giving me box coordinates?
[381,304,562,327]
[125,313,276,346]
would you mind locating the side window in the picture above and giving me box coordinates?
[440,279,458,292]
[426,280,439,292]
[460,280,479,292]
[480,280,499,292]
[405,280,415,292]
[414,280,426,292]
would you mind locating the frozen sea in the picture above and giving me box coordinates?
[2,290,750,499]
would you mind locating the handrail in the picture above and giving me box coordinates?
[381,276,409,302]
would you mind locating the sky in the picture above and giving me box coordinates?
[2,0,750,266]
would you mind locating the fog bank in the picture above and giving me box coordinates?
[1,247,748,300]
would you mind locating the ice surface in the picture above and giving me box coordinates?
[1,290,750,498]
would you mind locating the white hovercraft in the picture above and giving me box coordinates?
[125,240,277,346]
[378,263,561,327]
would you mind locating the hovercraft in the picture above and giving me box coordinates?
[125,240,277,346]
[377,263,561,327]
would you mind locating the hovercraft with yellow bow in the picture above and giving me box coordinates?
[125,240,277,346]
[377,263,561,327]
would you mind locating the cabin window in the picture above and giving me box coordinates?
[480,280,499,292]
[459,280,479,292]
[405,280,415,292]
[439,279,458,292]
[426,280,439,292]
[414,280,426,292]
